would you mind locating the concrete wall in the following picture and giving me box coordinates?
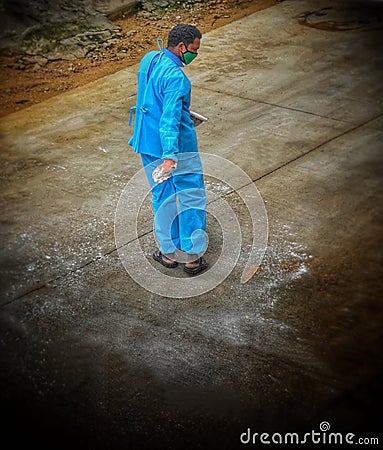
[0,0,122,58]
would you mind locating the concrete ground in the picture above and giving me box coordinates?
[1,0,382,448]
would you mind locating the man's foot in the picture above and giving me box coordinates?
[153,250,178,268]
[183,257,209,275]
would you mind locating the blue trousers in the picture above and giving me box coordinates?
[141,153,207,257]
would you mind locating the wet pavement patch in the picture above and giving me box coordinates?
[298,5,383,31]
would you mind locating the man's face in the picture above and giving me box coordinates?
[185,37,200,54]
[180,37,200,65]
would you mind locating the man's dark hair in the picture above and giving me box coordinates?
[167,24,202,48]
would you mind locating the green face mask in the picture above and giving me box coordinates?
[182,48,198,65]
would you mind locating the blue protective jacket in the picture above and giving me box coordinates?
[128,49,198,162]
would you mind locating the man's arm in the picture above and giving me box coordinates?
[159,71,190,164]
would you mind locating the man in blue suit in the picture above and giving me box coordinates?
[128,24,208,275]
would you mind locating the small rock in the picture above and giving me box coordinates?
[22,55,48,66]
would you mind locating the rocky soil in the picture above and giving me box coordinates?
[0,0,281,117]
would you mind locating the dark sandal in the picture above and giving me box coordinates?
[183,257,209,275]
[153,250,178,268]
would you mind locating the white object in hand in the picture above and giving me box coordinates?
[152,164,176,183]
[190,110,208,127]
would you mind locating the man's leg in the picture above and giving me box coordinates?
[173,153,207,268]
[140,154,180,259]
[176,181,206,255]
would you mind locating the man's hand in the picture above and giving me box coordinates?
[157,159,177,172]
[152,158,177,183]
